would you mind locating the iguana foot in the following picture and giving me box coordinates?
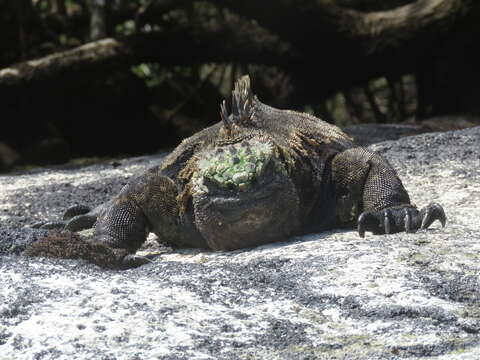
[23,231,152,269]
[357,202,446,238]
[31,205,97,232]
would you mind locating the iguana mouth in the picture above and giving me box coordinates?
[192,169,300,251]
[207,183,278,211]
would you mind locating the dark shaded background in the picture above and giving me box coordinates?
[1,0,479,171]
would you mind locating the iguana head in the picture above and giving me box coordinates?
[191,138,286,195]
[189,76,300,250]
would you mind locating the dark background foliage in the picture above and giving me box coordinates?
[1,0,479,170]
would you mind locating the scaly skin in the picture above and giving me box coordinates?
[27,75,446,268]
[191,138,284,195]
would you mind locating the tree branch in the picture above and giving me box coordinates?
[0,19,292,89]
[210,0,476,52]
[1,0,478,99]
[313,0,474,50]
[0,39,125,87]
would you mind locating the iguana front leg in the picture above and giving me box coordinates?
[331,148,446,237]
[26,168,181,268]
[94,167,180,251]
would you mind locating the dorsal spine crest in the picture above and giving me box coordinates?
[220,75,255,131]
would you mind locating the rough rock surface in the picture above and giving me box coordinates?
[1,126,480,360]
[342,123,428,146]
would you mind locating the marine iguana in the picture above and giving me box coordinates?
[26,75,446,268]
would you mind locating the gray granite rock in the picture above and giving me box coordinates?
[343,123,427,146]
[1,126,480,359]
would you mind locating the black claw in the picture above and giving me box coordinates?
[420,202,447,230]
[421,210,430,230]
[30,221,46,229]
[121,254,154,269]
[437,204,447,228]
[63,204,91,221]
[404,208,412,233]
[358,213,366,238]
[384,209,391,234]
[39,221,66,230]
[65,214,97,232]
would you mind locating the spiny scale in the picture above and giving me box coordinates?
[220,75,255,130]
